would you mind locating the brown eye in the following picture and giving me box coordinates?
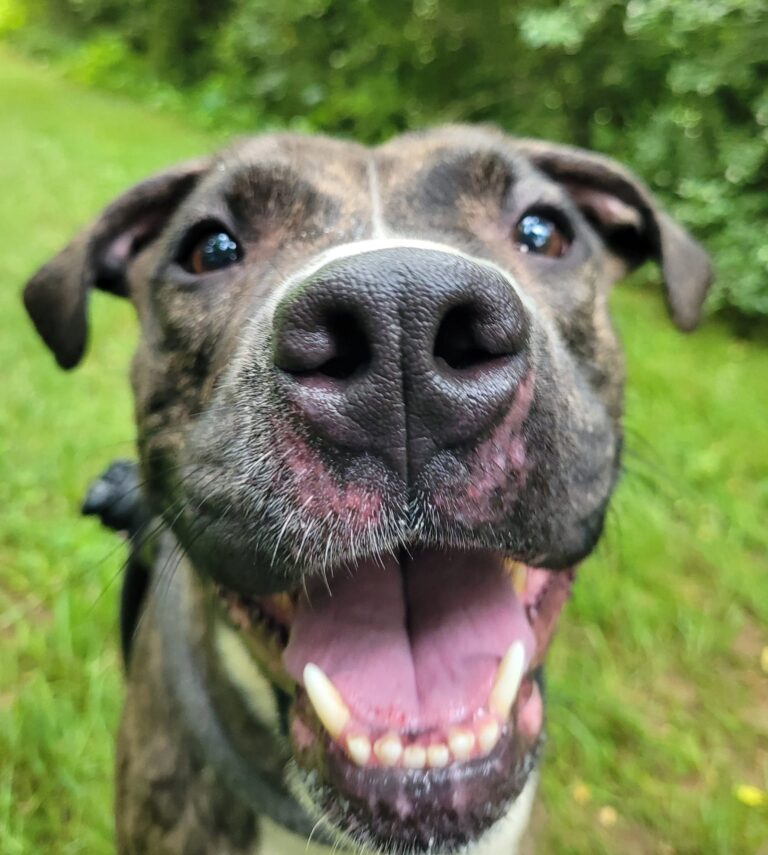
[514,213,570,258]
[182,230,242,275]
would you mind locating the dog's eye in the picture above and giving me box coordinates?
[514,213,570,258]
[182,230,242,274]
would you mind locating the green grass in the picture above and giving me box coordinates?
[1,46,766,855]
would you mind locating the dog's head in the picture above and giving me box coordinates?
[24,126,711,853]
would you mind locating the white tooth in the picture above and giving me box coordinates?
[303,663,350,738]
[346,734,372,766]
[427,743,450,768]
[489,641,525,720]
[504,558,527,595]
[448,728,476,762]
[477,720,501,755]
[374,733,403,767]
[403,745,427,769]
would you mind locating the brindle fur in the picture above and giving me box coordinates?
[23,126,712,855]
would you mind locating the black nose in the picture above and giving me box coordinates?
[273,247,530,480]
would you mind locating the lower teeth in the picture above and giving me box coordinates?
[300,652,525,769]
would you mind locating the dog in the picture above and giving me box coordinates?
[23,126,712,855]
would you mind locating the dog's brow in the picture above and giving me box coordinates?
[222,162,311,208]
[425,148,517,202]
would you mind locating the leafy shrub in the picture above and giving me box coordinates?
[6,0,768,318]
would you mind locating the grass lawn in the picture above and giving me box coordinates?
[1,46,766,855]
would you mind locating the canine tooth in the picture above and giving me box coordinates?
[477,720,501,755]
[489,641,525,720]
[448,728,475,762]
[346,734,372,766]
[303,663,350,738]
[374,733,403,767]
[427,744,450,768]
[403,745,427,769]
[504,559,527,595]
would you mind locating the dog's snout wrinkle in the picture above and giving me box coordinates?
[272,247,531,481]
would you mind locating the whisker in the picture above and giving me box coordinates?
[89,464,219,614]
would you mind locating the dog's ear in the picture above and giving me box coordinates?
[23,158,209,368]
[515,139,713,331]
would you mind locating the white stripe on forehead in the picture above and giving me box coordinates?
[257,158,537,317]
[366,157,388,239]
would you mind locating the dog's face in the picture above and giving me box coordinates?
[24,126,711,853]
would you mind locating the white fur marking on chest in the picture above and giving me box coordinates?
[255,816,336,855]
[215,620,281,732]
[458,773,537,855]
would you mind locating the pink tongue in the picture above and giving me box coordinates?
[283,549,534,731]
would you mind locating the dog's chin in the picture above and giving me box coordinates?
[214,546,574,854]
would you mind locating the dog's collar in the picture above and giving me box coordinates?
[151,535,328,842]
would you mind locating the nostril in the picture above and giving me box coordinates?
[317,310,371,379]
[433,304,513,372]
[284,310,372,381]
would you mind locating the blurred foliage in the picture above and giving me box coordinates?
[3,0,768,318]
[1,49,767,853]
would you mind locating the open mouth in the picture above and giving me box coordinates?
[218,548,574,851]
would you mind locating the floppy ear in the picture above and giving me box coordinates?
[23,158,209,369]
[515,139,713,331]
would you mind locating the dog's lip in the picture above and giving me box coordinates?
[288,680,544,852]
[216,548,572,848]
[217,548,572,747]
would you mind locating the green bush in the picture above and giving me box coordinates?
[6,0,768,318]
